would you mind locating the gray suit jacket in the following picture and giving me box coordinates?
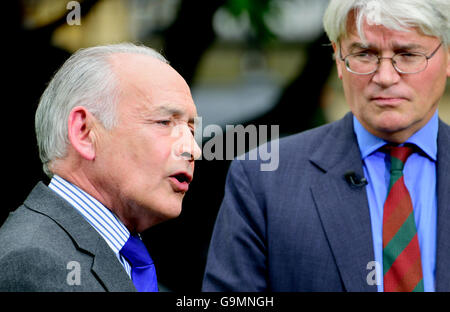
[202,112,450,291]
[0,182,136,291]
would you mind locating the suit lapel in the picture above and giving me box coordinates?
[91,239,136,291]
[309,113,376,291]
[435,120,450,291]
[24,183,136,292]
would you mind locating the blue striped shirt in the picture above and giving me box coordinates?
[48,175,132,279]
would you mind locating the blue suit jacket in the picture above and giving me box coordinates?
[202,112,450,291]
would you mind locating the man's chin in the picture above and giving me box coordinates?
[370,112,412,133]
[156,201,183,221]
[372,122,422,143]
[134,201,183,232]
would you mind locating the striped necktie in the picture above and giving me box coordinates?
[382,145,423,292]
[120,234,159,292]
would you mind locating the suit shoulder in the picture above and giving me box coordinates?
[233,118,345,172]
[226,117,351,193]
[0,208,72,291]
[278,120,339,153]
[439,118,450,132]
[0,244,71,291]
[0,205,73,258]
[0,206,94,291]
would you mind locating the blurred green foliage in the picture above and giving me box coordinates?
[223,0,280,44]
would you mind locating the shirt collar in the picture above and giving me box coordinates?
[353,110,438,161]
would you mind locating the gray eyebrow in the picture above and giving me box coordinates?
[153,105,196,124]
[346,42,425,52]
[155,106,184,116]
[348,42,371,50]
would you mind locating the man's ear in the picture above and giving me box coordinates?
[446,46,450,77]
[67,106,96,161]
[332,42,343,79]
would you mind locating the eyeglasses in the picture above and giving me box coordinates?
[339,42,442,75]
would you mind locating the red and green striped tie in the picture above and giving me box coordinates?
[382,145,424,292]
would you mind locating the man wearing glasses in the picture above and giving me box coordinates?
[203,0,450,292]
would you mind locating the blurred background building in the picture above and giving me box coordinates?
[3,0,450,291]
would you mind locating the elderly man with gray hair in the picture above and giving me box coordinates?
[0,43,201,291]
[202,0,450,292]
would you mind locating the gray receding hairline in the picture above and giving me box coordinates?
[323,0,450,47]
[35,42,169,177]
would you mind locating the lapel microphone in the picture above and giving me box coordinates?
[344,171,368,188]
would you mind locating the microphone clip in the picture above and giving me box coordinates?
[344,171,368,188]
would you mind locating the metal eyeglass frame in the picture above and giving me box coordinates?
[338,42,442,75]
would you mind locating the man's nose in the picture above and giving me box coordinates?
[180,138,202,161]
[173,125,202,161]
[372,57,401,86]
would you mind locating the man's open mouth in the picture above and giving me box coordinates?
[168,172,192,192]
[172,173,191,183]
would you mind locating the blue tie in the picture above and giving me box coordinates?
[120,235,158,292]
